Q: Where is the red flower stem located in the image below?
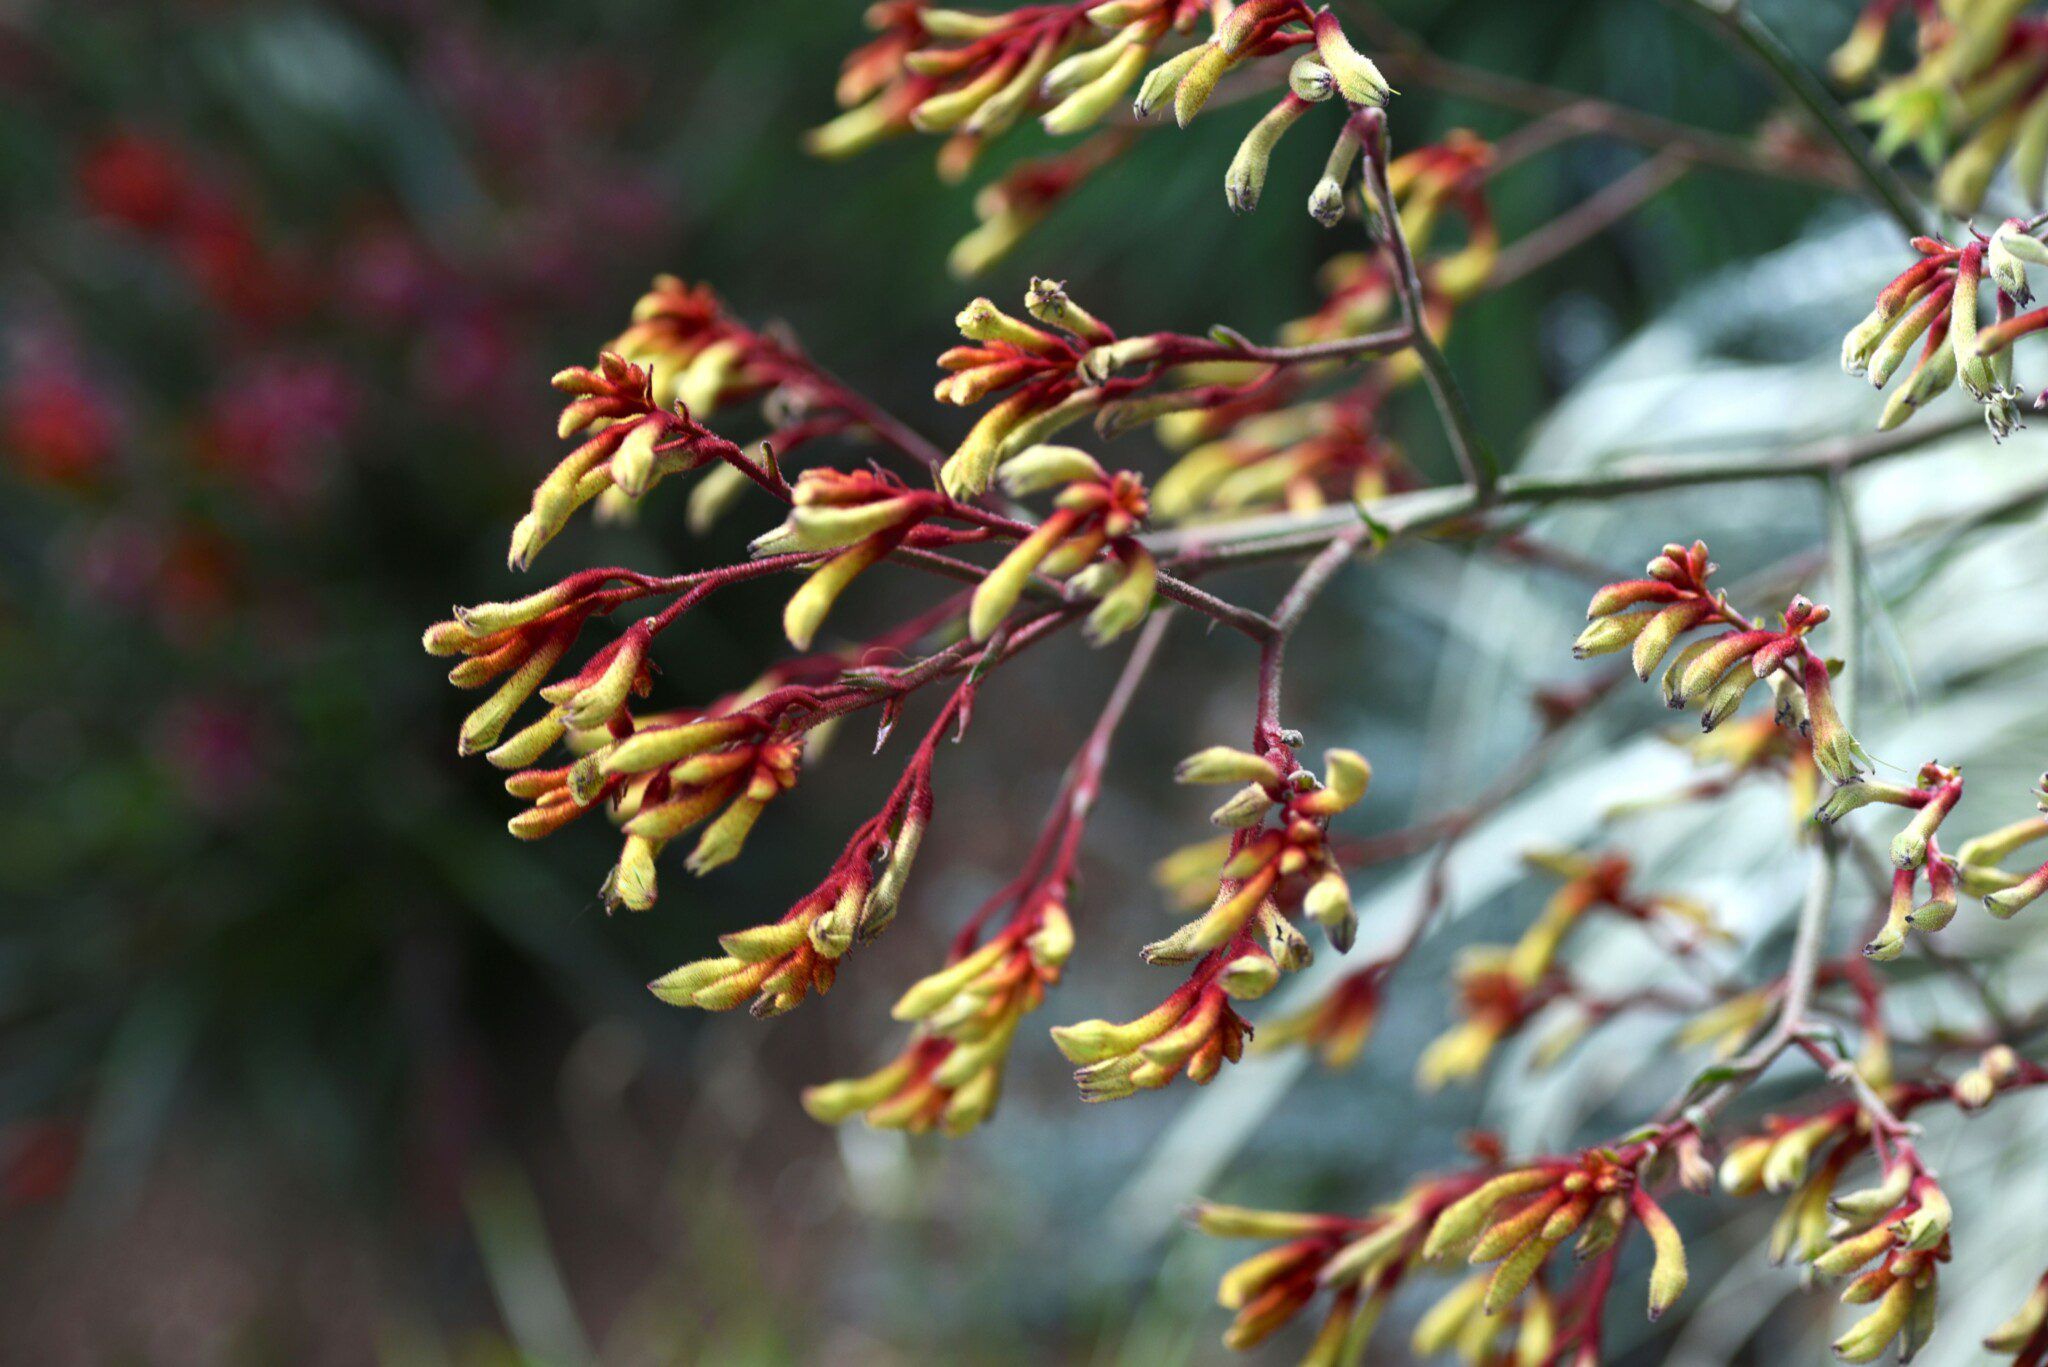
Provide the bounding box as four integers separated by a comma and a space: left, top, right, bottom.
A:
806, 364, 952, 476
945, 610, 1168, 954
1253, 519, 1375, 756
1048, 607, 1175, 877
791, 603, 1084, 735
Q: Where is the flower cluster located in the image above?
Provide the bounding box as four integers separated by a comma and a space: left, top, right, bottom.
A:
1281, 129, 1497, 349
810, 2, 1206, 177
1051, 951, 1258, 1099
1175, 5, 1395, 218
933, 247, 1475, 513
399, 0, 2048, 1349
1418, 948, 1575, 1093
1988, 1270, 2048, 1365
426, 531, 943, 934
1957, 775, 2048, 918
1574, 540, 1867, 782
1829, 769, 2048, 941
1152, 387, 1410, 519
752, 467, 945, 648
1045, 746, 1370, 1100
1417, 849, 1724, 1089
802, 886, 1071, 1134
1369, 128, 1497, 296
1250, 960, 1386, 1069
596, 276, 938, 530
947, 131, 1130, 277
1186, 1200, 1393, 1357
970, 445, 1155, 643
1154, 745, 1370, 959
811, 2, 1394, 215
1193, 1027, 2048, 1366
1191, 1137, 1693, 1364
1841, 228, 2048, 438
644, 703, 947, 1015
1819, 760, 1966, 959
1833, 0, 2048, 214
933, 278, 1259, 497
1721, 1113, 1950, 1363
511, 352, 758, 569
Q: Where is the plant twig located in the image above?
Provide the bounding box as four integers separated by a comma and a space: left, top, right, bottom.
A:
1674, 0, 1926, 235
1489, 150, 1691, 288
1358, 112, 1502, 497
1672, 834, 1840, 1128
1347, 2, 1866, 192
1150, 412, 1978, 569
1253, 521, 1375, 751
1066, 608, 1175, 822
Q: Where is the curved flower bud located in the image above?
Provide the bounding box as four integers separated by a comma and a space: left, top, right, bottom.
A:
1310, 11, 1392, 107
1132, 45, 1205, 121
1177, 745, 1285, 787
1990, 218, 2048, 303
1042, 31, 1153, 135
1308, 123, 1363, 226
1631, 1189, 1689, 1321
1985, 1270, 2048, 1357
1225, 94, 1310, 213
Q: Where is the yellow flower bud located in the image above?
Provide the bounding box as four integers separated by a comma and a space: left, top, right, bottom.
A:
1633, 1191, 1689, 1321
685, 794, 767, 874
783, 536, 892, 651
1423, 1169, 1557, 1261
1311, 13, 1392, 107
1044, 40, 1152, 135
1176, 745, 1283, 787
800, 1057, 917, 1124
1173, 44, 1235, 127
607, 834, 662, 911
1224, 95, 1309, 214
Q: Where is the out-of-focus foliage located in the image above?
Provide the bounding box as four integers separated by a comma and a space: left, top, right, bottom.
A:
10, 0, 2018, 1362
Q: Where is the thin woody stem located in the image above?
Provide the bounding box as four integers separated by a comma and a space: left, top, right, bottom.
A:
1253, 520, 1375, 752
1150, 412, 1978, 569
1666, 473, 1870, 1131
953, 609, 1174, 947
1358, 111, 1502, 497
1155, 574, 1278, 641
1063, 608, 1174, 830
1194, 323, 1416, 367
1271, 520, 1372, 637
1673, 836, 1839, 1128
796, 601, 1083, 732
940, 498, 1275, 640
1676, 0, 1926, 235
1488, 150, 1692, 288
807, 361, 953, 475
1794, 1032, 1919, 1145
1348, 3, 1867, 194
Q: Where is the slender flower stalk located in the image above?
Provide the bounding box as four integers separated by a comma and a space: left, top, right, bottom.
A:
410, 10, 2048, 1364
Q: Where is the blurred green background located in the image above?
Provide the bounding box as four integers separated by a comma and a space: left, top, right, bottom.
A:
5, 0, 2000, 1363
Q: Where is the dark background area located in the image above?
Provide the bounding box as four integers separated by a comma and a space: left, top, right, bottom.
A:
0, 0, 1866, 1361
